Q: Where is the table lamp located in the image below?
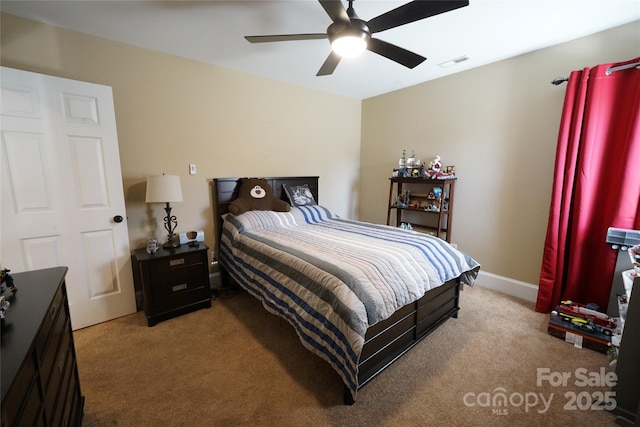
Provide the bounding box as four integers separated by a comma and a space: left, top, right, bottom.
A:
145, 174, 183, 248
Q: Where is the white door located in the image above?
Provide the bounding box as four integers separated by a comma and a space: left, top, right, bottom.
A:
0, 66, 136, 330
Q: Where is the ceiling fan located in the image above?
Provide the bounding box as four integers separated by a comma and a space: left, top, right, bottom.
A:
245, 0, 470, 76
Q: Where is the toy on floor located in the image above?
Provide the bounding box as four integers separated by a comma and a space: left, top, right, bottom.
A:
552, 300, 618, 336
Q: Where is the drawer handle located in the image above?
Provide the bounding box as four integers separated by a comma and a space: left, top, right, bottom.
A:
172, 283, 188, 292
49, 304, 57, 321
169, 258, 185, 266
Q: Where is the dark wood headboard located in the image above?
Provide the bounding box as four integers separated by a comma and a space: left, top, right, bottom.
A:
211, 176, 319, 251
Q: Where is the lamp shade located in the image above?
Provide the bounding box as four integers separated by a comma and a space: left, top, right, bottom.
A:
145, 175, 183, 203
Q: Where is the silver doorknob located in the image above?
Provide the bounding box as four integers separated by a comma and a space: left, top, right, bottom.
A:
113, 215, 124, 223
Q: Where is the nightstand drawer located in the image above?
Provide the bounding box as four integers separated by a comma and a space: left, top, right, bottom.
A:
151, 272, 206, 299
153, 287, 210, 312
150, 252, 204, 272
150, 262, 204, 285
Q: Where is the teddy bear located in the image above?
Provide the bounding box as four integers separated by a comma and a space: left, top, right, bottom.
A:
228, 178, 291, 215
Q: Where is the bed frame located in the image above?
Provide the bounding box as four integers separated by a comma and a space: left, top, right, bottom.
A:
212, 176, 461, 404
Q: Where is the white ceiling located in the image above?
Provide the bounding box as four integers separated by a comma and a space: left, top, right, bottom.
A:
2, 1, 639, 99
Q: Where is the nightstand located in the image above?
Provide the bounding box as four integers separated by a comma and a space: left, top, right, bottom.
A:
134, 243, 211, 326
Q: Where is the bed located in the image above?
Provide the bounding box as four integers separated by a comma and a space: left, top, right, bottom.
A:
212, 176, 480, 404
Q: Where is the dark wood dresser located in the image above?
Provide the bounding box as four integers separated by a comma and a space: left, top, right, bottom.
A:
134, 243, 211, 327
1, 267, 84, 426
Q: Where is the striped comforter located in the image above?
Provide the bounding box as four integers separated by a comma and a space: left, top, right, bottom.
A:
220, 205, 480, 401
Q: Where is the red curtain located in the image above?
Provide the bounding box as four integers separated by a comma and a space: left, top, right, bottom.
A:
536, 57, 640, 313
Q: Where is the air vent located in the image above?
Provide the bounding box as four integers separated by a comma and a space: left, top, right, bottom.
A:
438, 55, 470, 68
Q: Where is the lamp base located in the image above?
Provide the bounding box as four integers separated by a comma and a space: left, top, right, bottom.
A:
162, 239, 181, 249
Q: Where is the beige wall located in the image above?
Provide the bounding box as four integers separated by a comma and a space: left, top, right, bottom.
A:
361, 20, 640, 285
0, 13, 362, 265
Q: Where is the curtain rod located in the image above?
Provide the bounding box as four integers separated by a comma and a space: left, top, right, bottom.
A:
551, 77, 568, 85
551, 60, 640, 85
606, 60, 640, 75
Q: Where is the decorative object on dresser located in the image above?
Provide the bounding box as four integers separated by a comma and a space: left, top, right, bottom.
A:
0, 267, 17, 321
134, 244, 211, 327
1, 267, 84, 427
387, 177, 456, 242
145, 174, 184, 249
0, 267, 16, 294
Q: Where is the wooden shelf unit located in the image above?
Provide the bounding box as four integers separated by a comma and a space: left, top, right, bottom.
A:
387, 177, 456, 242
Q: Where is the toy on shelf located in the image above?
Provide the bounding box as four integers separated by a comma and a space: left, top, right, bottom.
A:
406, 151, 416, 168
428, 155, 442, 173
398, 149, 406, 169
424, 156, 456, 180
394, 190, 411, 208
424, 187, 442, 212
393, 149, 425, 178
392, 150, 456, 180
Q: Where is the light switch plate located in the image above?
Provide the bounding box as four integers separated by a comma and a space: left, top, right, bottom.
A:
189, 164, 197, 175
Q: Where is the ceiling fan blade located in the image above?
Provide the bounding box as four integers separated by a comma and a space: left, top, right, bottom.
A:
316, 51, 342, 76
367, 38, 426, 69
318, 0, 349, 23
245, 34, 327, 43
367, 0, 469, 33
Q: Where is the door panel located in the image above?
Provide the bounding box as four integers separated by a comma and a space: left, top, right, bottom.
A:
1, 83, 41, 118
70, 136, 109, 208
22, 236, 64, 270
82, 229, 120, 297
3, 131, 51, 212
61, 93, 100, 124
1, 66, 136, 329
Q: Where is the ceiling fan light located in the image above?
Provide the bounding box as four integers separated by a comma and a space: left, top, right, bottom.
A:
331, 35, 367, 58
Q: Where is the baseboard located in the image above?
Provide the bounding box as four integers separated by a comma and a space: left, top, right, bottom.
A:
474, 271, 538, 303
